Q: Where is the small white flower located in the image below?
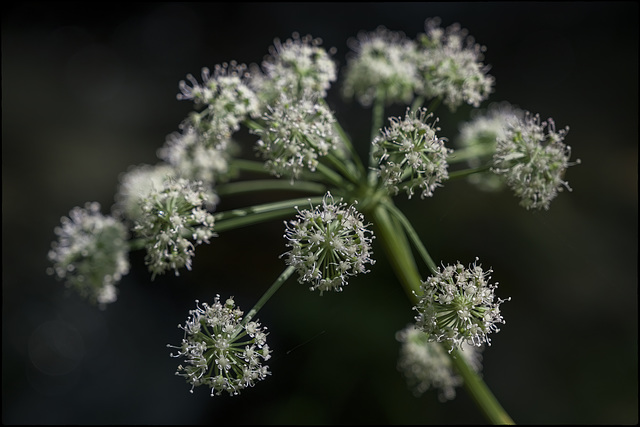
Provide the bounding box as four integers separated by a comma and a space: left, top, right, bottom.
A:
456, 102, 525, 191
178, 61, 260, 140
168, 296, 271, 396
252, 91, 342, 181
416, 18, 495, 111
396, 324, 483, 401
47, 202, 130, 309
251, 32, 337, 103
373, 107, 451, 199
158, 124, 236, 187
491, 111, 579, 210
283, 193, 375, 294
342, 26, 420, 107
414, 258, 509, 352
132, 177, 217, 279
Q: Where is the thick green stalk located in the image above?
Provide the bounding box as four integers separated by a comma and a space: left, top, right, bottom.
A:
370, 200, 514, 425
382, 200, 438, 275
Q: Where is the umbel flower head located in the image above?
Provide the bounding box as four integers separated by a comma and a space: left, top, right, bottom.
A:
491, 111, 579, 210
456, 102, 525, 192
252, 90, 342, 181
414, 258, 509, 352
342, 26, 420, 107
132, 176, 217, 279
373, 107, 451, 199
168, 296, 271, 396
250, 32, 337, 103
416, 17, 495, 111
283, 193, 375, 294
177, 61, 260, 140
396, 324, 483, 402
157, 123, 237, 187
47, 202, 130, 309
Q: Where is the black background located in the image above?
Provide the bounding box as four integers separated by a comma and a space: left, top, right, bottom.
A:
2, 2, 638, 424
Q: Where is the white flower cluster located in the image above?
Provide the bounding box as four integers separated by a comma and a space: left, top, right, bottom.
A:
396, 324, 483, 401
177, 61, 260, 141
342, 18, 494, 111
131, 176, 217, 279
47, 202, 130, 308
456, 102, 524, 191
252, 91, 342, 181
373, 107, 451, 199
283, 193, 375, 294
414, 258, 509, 352
168, 296, 271, 396
157, 124, 237, 187
416, 18, 495, 111
492, 111, 578, 210
342, 26, 419, 107
251, 32, 337, 102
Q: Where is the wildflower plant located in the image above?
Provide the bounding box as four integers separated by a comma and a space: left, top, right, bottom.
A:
47, 16, 582, 424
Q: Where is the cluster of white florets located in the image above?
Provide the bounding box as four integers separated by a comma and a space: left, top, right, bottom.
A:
47, 202, 130, 308
414, 258, 509, 352
492, 111, 578, 210
283, 193, 375, 294
373, 107, 451, 198
396, 324, 483, 401
169, 296, 271, 396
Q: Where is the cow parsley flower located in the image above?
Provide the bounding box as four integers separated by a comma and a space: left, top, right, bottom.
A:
373, 107, 451, 199
342, 26, 420, 107
168, 296, 271, 396
491, 111, 578, 210
47, 202, 130, 309
114, 163, 179, 222
456, 102, 524, 191
283, 193, 375, 294
177, 61, 260, 140
396, 324, 483, 401
414, 258, 509, 352
416, 18, 494, 111
252, 91, 341, 181
157, 124, 236, 187
250, 32, 337, 103
133, 177, 217, 279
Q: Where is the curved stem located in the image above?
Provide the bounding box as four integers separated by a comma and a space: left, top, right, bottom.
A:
242, 265, 296, 326
382, 200, 438, 275
214, 196, 324, 232
450, 347, 515, 425
371, 199, 515, 425
216, 180, 327, 197
448, 164, 492, 180
368, 90, 386, 186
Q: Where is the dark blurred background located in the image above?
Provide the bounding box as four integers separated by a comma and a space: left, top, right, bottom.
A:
2, 2, 637, 424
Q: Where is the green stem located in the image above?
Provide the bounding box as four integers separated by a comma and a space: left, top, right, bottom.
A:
231, 159, 272, 175
371, 199, 514, 425
427, 96, 442, 113
382, 200, 438, 275
450, 347, 515, 425
315, 162, 347, 188
410, 95, 425, 113
448, 165, 492, 180
242, 265, 296, 326
319, 98, 367, 178
370, 202, 422, 300
216, 180, 327, 197
368, 90, 386, 186
214, 196, 324, 232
